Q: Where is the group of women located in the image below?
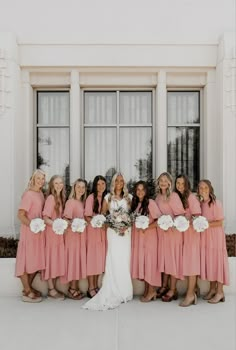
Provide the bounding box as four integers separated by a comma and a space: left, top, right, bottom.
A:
15, 169, 230, 310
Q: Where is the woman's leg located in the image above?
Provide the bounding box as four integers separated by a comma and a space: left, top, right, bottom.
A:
179, 275, 197, 307
208, 282, 225, 303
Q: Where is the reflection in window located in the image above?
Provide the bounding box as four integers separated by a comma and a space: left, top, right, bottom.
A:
37, 91, 70, 186
167, 91, 200, 190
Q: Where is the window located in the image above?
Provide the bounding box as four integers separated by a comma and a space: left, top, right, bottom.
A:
37, 91, 70, 185
84, 91, 153, 186
167, 91, 200, 190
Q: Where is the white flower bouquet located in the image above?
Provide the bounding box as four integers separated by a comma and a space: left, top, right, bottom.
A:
135, 215, 149, 230
106, 207, 132, 236
173, 215, 190, 232
52, 218, 68, 235
91, 214, 106, 228
30, 218, 46, 234
157, 215, 174, 231
71, 218, 87, 233
192, 216, 209, 232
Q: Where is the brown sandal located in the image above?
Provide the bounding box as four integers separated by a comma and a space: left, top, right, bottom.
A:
22, 288, 42, 298
22, 290, 42, 303
67, 288, 85, 300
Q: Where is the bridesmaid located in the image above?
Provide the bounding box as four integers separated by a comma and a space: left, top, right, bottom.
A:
42, 175, 66, 300
174, 174, 201, 307
131, 181, 162, 302
198, 179, 229, 303
155, 172, 186, 302
15, 169, 46, 302
61, 179, 88, 300
84, 175, 107, 298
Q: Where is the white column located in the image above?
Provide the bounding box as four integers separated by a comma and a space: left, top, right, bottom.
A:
203, 70, 220, 192
70, 70, 81, 182
155, 70, 167, 177
217, 33, 236, 233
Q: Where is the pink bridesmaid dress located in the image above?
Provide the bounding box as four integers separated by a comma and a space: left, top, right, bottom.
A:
61, 199, 87, 283
15, 191, 46, 277
85, 194, 106, 276
182, 193, 201, 276
155, 192, 185, 279
131, 199, 162, 287
200, 199, 229, 285
42, 195, 65, 280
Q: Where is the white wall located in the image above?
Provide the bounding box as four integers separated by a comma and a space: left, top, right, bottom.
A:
0, 1, 235, 235
0, 0, 235, 44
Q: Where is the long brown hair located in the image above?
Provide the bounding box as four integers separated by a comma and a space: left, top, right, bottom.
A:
197, 179, 216, 207
69, 178, 88, 203
47, 175, 66, 215
174, 174, 191, 209
91, 175, 107, 214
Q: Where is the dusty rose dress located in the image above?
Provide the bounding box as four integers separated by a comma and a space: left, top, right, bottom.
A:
42, 195, 65, 280
85, 194, 106, 276
155, 192, 185, 279
200, 199, 229, 285
182, 193, 201, 276
15, 190, 46, 277
61, 199, 87, 283
131, 199, 162, 286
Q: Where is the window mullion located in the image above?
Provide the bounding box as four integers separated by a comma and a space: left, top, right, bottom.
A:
117, 90, 120, 173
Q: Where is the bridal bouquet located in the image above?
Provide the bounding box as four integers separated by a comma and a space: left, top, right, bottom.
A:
30, 218, 46, 234
105, 207, 132, 236
157, 215, 174, 231
52, 218, 68, 235
135, 215, 149, 230
71, 218, 87, 233
91, 214, 106, 228
173, 215, 190, 232
192, 216, 209, 232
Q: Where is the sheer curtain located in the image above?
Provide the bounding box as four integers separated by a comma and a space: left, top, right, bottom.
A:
84, 91, 152, 185
37, 92, 70, 184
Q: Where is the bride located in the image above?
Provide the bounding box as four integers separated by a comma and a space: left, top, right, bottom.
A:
82, 173, 133, 310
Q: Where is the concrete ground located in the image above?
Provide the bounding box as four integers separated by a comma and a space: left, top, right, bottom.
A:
0, 293, 235, 350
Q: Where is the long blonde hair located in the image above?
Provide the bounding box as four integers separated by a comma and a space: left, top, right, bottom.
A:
69, 178, 88, 202
108, 172, 131, 206
46, 175, 66, 216
27, 169, 46, 190
155, 172, 173, 199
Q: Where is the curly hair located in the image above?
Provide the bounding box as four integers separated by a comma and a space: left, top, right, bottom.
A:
155, 172, 173, 199
27, 169, 45, 190
69, 178, 88, 203
131, 181, 149, 216
174, 174, 191, 209
91, 175, 107, 214
197, 179, 216, 207
46, 175, 66, 216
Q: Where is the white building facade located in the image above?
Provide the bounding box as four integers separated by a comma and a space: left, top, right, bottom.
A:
0, 0, 235, 236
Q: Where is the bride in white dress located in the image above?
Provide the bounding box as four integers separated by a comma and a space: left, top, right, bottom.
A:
82, 173, 133, 310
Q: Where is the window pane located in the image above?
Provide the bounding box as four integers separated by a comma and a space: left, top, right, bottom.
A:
38, 92, 69, 125
120, 92, 152, 124
84, 128, 117, 183
120, 127, 152, 182
37, 128, 70, 183
168, 92, 199, 124
84, 92, 116, 124
167, 127, 200, 190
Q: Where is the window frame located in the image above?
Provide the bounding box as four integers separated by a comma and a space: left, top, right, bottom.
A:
81, 88, 155, 182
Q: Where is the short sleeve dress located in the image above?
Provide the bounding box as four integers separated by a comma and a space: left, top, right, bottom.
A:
131, 199, 162, 286
42, 195, 65, 280
15, 190, 46, 277
200, 199, 229, 285
60, 198, 87, 284
155, 192, 185, 279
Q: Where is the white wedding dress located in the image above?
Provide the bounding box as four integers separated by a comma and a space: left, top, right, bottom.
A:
82, 195, 133, 311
